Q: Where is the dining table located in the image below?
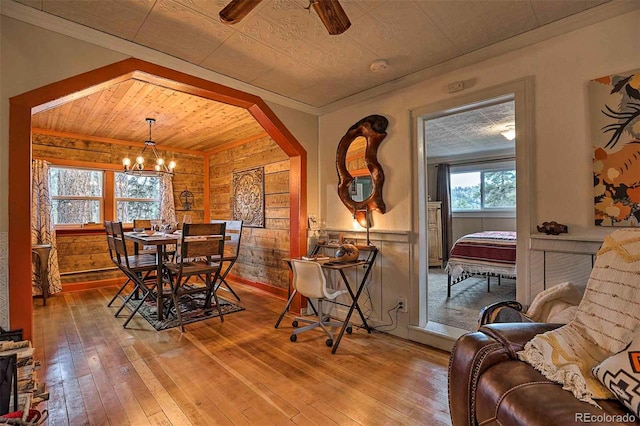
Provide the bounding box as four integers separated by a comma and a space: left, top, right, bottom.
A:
124, 230, 231, 321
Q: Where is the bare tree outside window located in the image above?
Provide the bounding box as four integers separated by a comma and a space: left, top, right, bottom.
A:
115, 173, 161, 223
50, 167, 103, 224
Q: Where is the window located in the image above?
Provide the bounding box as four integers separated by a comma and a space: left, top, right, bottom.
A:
50, 167, 103, 225
115, 173, 161, 223
450, 165, 516, 211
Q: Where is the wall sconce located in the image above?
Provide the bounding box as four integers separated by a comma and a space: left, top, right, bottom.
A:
352, 207, 372, 246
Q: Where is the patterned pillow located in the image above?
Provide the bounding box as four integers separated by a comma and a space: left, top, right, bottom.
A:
593, 333, 640, 417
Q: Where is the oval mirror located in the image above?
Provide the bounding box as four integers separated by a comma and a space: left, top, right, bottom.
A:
336, 115, 388, 217
345, 136, 374, 202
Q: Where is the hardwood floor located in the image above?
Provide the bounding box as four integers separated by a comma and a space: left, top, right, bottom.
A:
32, 282, 452, 425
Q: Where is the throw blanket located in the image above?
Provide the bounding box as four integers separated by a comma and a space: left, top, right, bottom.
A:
518, 228, 640, 406
527, 281, 583, 324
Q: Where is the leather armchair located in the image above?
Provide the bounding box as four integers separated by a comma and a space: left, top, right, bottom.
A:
448, 323, 638, 426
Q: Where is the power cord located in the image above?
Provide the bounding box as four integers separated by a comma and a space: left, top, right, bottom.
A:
371, 303, 401, 333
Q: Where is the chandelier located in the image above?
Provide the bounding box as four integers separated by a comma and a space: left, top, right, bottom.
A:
122, 118, 175, 176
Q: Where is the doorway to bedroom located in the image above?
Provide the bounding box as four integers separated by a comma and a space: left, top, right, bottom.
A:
424, 95, 517, 331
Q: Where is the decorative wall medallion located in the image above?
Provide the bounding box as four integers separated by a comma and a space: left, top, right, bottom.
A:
233, 167, 265, 228
591, 69, 640, 226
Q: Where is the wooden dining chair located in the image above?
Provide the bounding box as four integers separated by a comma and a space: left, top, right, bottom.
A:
164, 223, 226, 332
133, 218, 160, 255
132, 219, 153, 230
109, 221, 159, 328
104, 221, 133, 308
210, 220, 243, 301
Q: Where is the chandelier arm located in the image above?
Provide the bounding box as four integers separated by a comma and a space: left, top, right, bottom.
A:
122, 118, 174, 176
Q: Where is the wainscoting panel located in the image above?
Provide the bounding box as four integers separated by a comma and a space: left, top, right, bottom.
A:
529, 233, 604, 301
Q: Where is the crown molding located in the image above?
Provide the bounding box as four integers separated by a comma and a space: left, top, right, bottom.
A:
319, 0, 640, 115
0, 0, 321, 116
3, 0, 637, 116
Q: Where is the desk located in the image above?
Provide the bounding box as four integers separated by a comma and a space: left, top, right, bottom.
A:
124, 232, 177, 321
276, 245, 378, 354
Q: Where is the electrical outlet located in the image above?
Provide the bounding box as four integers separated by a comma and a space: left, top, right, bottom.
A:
398, 297, 408, 313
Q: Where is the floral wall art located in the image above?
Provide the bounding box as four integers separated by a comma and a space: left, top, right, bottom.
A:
592, 70, 640, 226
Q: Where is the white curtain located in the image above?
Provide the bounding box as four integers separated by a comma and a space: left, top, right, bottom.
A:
31, 159, 62, 295
160, 174, 177, 224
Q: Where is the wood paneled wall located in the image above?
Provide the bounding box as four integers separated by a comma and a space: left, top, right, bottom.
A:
32, 133, 204, 284
209, 137, 291, 290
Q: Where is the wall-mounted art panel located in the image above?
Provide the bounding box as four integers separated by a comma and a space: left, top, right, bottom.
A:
591, 70, 640, 226
233, 166, 265, 228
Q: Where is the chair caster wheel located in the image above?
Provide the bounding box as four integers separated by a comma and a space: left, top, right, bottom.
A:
292, 320, 298, 327
290, 334, 297, 342
325, 339, 333, 347
346, 326, 353, 334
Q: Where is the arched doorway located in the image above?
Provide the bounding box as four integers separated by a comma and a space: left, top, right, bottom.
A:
9, 58, 307, 340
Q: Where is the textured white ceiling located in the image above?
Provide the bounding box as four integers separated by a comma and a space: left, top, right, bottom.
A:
425, 100, 515, 160
14, 0, 612, 107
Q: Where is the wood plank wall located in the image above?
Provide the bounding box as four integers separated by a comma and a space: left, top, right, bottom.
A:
32, 133, 204, 284
209, 137, 291, 290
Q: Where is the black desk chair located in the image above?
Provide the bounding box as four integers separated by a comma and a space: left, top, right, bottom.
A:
210, 220, 243, 301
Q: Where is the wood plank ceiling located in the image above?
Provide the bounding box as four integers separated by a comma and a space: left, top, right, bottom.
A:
32, 78, 266, 152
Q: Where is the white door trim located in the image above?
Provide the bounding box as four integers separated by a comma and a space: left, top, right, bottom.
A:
409, 77, 535, 346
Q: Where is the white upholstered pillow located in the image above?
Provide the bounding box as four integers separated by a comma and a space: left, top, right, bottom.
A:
593, 332, 640, 417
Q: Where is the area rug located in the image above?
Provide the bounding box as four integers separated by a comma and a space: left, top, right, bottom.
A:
125, 292, 244, 331
428, 268, 516, 330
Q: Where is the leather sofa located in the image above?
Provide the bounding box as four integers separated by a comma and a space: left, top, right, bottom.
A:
448, 323, 638, 426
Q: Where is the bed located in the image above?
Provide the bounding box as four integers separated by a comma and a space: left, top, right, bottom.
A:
444, 231, 516, 297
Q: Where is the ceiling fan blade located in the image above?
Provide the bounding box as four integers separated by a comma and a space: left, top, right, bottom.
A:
311, 0, 351, 35
219, 0, 263, 25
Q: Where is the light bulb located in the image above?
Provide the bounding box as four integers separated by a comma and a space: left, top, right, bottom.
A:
123, 158, 131, 167
501, 128, 516, 141
168, 161, 176, 170
136, 156, 144, 164
154, 164, 161, 171
157, 158, 164, 165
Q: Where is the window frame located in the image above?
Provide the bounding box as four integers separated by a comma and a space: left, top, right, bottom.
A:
49, 166, 105, 228
113, 172, 162, 223
42, 159, 162, 232
450, 160, 516, 216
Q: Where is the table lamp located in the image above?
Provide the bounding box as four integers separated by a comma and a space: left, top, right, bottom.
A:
353, 206, 372, 246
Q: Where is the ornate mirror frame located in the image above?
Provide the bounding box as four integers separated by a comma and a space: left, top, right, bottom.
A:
336, 114, 388, 219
